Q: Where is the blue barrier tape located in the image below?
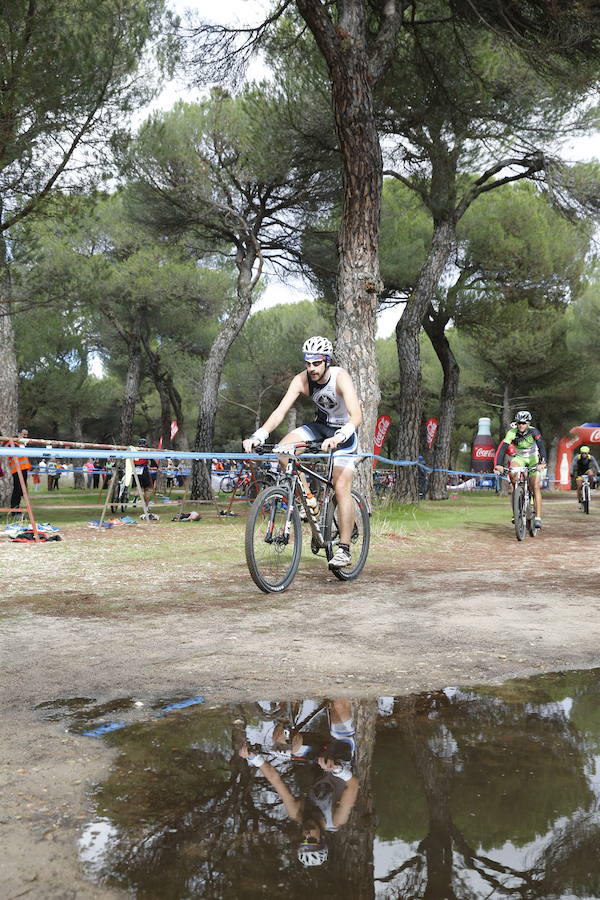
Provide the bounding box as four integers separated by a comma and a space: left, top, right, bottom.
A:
82, 722, 127, 738
158, 695, 205, 713
0, 445, 554, 484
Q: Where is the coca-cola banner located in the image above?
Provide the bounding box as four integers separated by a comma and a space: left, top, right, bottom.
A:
170, 420, 179, 440
373, 415, 391, 464
425, 417, 438, 449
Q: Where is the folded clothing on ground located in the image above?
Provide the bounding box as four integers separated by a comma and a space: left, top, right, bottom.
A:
11, 530, 62, 542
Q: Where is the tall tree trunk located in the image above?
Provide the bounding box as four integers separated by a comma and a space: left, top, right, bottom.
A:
191, 253, 258, 499
502, 382, 512, 433
141, 338, 174, 450
165, 374, 188, 451
394, 219, 456, 503
0, 236, 18, 508
156, 378, 171, 449
329, 57, 382, 504
295, 0, 405, 506
423, 306, 460, 501
119, 334, 143, 445
71, 410, 85, 489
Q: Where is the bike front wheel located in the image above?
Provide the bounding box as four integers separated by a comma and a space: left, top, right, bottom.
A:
582, 484, 590, 515
527, 502, 538, 537
512, 484, 526, 541
324, 490, 370, 581
245, 485, 302, 593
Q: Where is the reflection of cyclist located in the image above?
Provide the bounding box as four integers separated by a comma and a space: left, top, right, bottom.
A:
493, 411, 546, 529
242, 336, 362, 569
239, 699, 359, 867
571, 446, 599, 504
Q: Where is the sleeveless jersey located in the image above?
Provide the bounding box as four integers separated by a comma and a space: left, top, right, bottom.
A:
307, 773, 347, 832
308, 367, 350, 427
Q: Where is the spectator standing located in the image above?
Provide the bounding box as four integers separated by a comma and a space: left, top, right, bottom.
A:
46, 456, 57, 491
84, 459, 95, 489
7, 427, 32, 514
133, 439, 158, 507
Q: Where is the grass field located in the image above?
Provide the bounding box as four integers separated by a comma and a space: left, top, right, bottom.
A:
3, 484, 555, 534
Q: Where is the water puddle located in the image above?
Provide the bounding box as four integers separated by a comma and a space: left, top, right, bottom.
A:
39, 669, 600, 897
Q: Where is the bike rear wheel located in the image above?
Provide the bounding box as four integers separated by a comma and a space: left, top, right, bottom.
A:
245, 485, 302, 593
512, 484, 526, 541
582, 483, 590, 515
324, 490, 370, 581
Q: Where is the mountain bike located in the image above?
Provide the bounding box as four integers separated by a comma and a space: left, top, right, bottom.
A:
580, 474, 591, 515
245, 442, 370, 593
511, 465, 540, 541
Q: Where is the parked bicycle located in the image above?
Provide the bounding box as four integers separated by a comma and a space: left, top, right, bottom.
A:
245, 442, 370, 593
580, 473, 592, 515
511, 464, 541, 541
220, 462, 275, 498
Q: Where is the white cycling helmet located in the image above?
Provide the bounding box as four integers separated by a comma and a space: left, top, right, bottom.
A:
297, 845, 328, 867
302, 336, 333, 359
515, 410, 532, 423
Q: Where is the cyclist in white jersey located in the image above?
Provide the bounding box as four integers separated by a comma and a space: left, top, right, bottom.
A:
243, 336, 362, 569
239, 698, 359, 867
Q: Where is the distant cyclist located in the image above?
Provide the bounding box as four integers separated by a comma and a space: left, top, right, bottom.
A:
570, 445, 599, 504
494, 411, 546, 529
243, 336, 362, 569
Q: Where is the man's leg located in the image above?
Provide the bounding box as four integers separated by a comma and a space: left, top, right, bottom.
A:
10, 473, 23, 511
576, 476, 582, 502
332, 465, 354, 546
530, 471, 542, 522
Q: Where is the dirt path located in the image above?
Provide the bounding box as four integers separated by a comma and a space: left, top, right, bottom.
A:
2, 494, 599, 898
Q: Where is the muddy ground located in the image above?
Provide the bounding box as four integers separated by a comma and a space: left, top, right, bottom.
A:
2, 493, 600, 898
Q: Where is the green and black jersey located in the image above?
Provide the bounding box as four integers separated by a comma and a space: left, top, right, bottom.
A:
494, 425, 546, 467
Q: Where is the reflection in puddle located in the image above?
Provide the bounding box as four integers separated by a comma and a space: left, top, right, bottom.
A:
43, 669, 600, 897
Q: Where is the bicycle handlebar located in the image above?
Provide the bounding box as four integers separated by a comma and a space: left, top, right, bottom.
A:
253, 441, 328, 455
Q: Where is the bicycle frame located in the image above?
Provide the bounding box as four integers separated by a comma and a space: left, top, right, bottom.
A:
269, 443, 336, 553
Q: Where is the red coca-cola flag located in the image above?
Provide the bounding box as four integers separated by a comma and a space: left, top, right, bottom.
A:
373, 415, 391, 466
157, 436, 163, 450
425, 417, 438, 449
170, 420, 179, 440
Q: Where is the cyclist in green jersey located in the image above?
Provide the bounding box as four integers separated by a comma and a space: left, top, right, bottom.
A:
493, 411, 546, 529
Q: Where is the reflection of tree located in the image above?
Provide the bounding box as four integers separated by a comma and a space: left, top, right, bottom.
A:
332, 700, 378, 899
376, 690, 593, 899
534, 808, 600, 899
89, 705, 303, 895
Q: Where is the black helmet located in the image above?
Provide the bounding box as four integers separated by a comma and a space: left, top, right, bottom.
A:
138, 438, 148, 447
